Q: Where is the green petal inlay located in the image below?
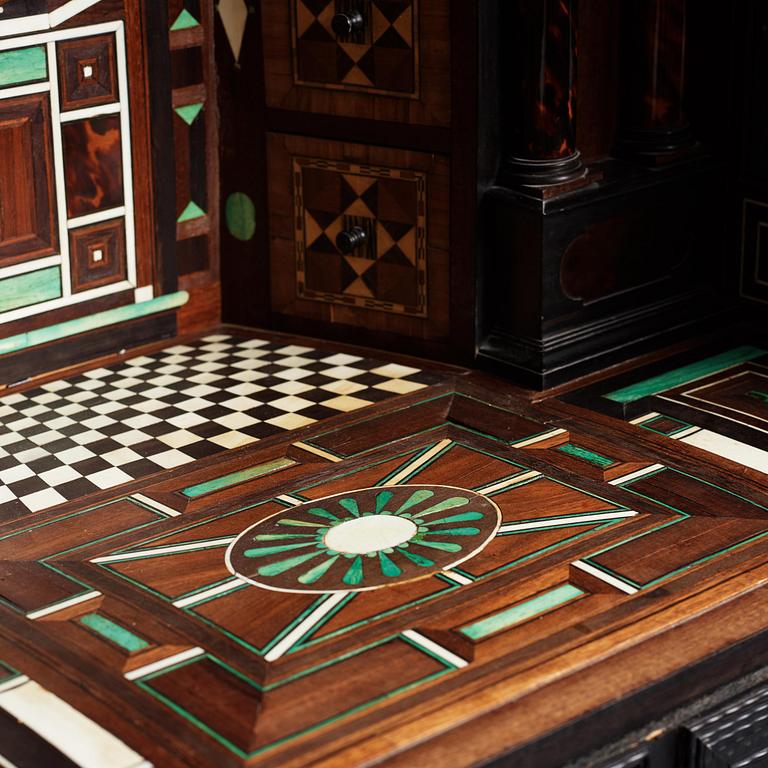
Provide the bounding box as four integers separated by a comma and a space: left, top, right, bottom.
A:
177, 200, 205, 223
417, 497, 470, 518
174, 102, 204, 125
396, 489, 434, 513
277, 519, 327, 528
396, 547, 435, 567
308, 507, 340, 521
244, 542, 315, 558
424, 527, 480, 536
225, 192, 257, 242
0, 46, 47, 87
413, 539, 462, 553
342, 556, 364, 585
422, 511, 484, 526
375, 491, 393, 513
378, 551, 402, 577
79, 613, 149, 652
258, 551, 323, 576
171, 8, 200, 30
252, 534, 316, 541
299, 556, 340, 584
338, 498, 360, 517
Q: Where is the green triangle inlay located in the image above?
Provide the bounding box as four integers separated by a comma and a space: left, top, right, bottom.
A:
174, 102, 204, 125
171, 9, 200, 31
177, 201, 206, 223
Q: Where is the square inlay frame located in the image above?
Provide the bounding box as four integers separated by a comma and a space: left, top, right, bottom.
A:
293, 156, 428, 317
0, 20, 140, 326
289, 0, 421, 99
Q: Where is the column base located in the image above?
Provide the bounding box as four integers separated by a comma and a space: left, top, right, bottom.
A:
614, 127, 698, 165
499, 151, 586, 187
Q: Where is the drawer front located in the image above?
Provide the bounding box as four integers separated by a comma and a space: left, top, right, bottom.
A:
268, 132, 449, 339
263, 0, 450, 125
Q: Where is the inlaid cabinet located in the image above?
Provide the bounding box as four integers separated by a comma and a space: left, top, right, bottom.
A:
221, 0, 478, 362
0, 4, 147, 326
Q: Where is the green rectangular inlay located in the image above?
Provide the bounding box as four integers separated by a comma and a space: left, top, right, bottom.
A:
79, 613, 149, 652
556, 443, 614, 468
640, 414, 692, 437
182, 457, 298, 498
0, 266, 61, 313
0, 290, 188, 354
0, 46, 47, 87
605, 346, 765, 404
460, 584, 584, 640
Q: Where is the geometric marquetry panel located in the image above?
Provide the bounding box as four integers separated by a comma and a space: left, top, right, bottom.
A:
4, 373, 768, 766
295, 157, 427, 316
69, 217, 127, 292
291, 0, 418, 96
57, 33, 119, 112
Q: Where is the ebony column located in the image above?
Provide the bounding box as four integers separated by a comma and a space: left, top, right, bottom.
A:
615, 0, 695, 160
500, 0, 584, 186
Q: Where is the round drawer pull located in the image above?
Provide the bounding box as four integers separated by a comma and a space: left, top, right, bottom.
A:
332, 10, 365, 37
336, 226, 368, 254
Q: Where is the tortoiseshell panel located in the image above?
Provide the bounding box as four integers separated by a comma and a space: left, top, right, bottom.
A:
294, 157, 427, 316
62, 114, 124, 219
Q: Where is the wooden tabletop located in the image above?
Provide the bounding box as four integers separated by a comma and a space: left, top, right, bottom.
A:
1, 364, 767, 767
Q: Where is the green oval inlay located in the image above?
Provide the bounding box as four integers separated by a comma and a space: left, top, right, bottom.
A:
225, 192, 257, 242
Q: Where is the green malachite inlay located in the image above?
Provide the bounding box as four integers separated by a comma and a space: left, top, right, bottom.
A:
0, 291, 189, 355
178, 200, 206, 223
174, 102, 204, 125
170, 9, 200, 30
460, 584, 585, 640
748, 390, 768, 404
135, 642, 453, 759
605, 346, 765, 403
79, 613, 149, 652
584, 467, 768, 590
0, 46, 47, 87
0, 266, 61, 314
230, 486, 500, 592
556, 443, 614, 468
225, 192, 257, 242
182, 458, 297, 498
0, 661, 21, 684
640, 415, 693, 437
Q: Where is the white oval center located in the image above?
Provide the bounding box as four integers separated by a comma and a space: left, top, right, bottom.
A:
323, 515, 418, 555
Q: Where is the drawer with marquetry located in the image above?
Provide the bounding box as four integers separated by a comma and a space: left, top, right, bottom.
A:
262, 0, 450, 125
267, 132, 450, 339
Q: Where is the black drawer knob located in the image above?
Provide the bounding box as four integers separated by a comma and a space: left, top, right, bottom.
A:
336, 226, 367, 254
332, 10, 365, 37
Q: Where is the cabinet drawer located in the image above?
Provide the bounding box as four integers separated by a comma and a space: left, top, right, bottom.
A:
267, 132, 450, 340
262, 0, 450, 126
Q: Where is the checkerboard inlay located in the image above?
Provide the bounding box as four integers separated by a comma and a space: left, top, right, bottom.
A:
0, 334, 440, 515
